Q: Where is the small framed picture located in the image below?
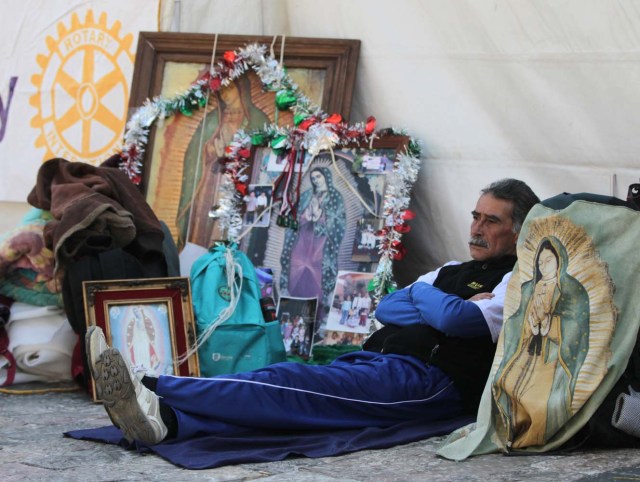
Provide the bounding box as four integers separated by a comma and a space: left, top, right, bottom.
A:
82, 277, 199, 402
276, 296, 318, 359
318, 270, 375, 345
352, 217, 384, 262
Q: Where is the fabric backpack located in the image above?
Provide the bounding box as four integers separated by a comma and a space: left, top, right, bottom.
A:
189, 242, 286, 377
544, 190, 640, 449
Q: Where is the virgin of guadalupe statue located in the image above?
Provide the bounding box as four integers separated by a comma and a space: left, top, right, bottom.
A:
176, 75, 270, 248
126, 306, 160, 374
279, 166, 346, 315
493, 236, 590, 448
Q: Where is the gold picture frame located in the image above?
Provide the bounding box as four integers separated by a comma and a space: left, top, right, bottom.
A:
82, 276, 199, 402
128, 32, 361, 248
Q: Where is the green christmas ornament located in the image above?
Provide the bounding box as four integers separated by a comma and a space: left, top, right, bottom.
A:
198, 95, 207, 108
271, 135, 287, 150
275, 90, 297, 110
179, 104, 193, 116
251, 133, 266, 146
294, 112, 307, 126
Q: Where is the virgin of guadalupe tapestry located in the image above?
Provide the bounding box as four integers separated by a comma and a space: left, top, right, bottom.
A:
438, 197, 640, 459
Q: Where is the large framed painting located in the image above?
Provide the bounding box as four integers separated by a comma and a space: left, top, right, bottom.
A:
240, 135, 410, 344
82, 276, 199, 402
129, 32, 360, 248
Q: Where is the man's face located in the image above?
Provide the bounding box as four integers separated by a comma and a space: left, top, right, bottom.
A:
469, 194, 518, 261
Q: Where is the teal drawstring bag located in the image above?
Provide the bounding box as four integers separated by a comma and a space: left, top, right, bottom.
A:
188, 242, 286, 377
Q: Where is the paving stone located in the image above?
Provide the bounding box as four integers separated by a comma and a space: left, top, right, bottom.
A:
2, 385, 640, 481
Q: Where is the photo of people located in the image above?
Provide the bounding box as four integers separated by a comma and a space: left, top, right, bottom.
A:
317, 330, 367, 347
322, 270, 375, 340
276, 296, 318, 358
352, 217, 383, 262
351, 150, 394, 174
243, 184, 273, 227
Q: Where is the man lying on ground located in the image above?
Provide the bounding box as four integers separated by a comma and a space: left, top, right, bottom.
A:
87, 178, 539, 446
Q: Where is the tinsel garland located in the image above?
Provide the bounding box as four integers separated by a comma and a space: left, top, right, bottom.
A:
118, 42, 422, 301
218, 124, 421, 302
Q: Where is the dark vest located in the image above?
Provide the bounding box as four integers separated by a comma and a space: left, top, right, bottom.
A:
364, 255, 516, 414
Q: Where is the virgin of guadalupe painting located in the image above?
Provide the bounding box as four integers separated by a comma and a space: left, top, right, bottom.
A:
175, 75, 271, 248
492, 216, 616, 449
144, 68, 325, 249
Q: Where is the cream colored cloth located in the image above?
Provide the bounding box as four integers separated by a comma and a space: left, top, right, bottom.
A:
0, 302, 76, 385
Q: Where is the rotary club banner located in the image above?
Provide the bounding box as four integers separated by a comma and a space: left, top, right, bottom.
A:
0, 0, 159, 202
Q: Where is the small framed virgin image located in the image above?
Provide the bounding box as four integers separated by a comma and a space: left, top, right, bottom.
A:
82, 277, 199, 402
128, 32, 360, 249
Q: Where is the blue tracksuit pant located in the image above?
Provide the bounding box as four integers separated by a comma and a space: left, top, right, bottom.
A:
156, 351, 466, 440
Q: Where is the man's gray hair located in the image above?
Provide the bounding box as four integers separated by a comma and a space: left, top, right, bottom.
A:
481, 178, 540, 233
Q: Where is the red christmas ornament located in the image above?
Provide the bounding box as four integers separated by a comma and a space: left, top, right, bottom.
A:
238, 148, 251, 159
235, 181, 248, 196
223, 50, 237, 64
391, 241, 407, 260
298, 118, 316, 131
365, 116, 376, 135
325, 113, 342, 124
394, 223, 411, 234
401, 209, 416, 220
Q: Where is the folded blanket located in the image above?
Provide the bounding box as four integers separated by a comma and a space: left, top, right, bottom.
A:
65, 414, 474, 470
0, 302, 76, 384
0, 208, 62, 307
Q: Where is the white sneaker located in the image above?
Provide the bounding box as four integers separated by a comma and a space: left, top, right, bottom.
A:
86, 325, 124, 429
85, 326, 108, 391
97, 347, 168, 445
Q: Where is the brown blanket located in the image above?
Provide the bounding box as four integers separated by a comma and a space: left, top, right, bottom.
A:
27, 158, 164, 268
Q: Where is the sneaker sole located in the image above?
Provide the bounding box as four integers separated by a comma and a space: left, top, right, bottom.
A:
86, 327, 122, 429
100, 348, 164, 445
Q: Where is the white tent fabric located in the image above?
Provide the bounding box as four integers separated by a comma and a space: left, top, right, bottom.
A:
156, 0, 640, 274
2, 0, 639, 275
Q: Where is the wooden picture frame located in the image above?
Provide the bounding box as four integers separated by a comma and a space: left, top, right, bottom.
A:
129, 32, 360, 247
240, 135, 410, 333
82, 276, 199, 402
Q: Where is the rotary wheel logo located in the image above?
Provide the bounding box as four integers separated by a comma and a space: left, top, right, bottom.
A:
30, 10, 134, 165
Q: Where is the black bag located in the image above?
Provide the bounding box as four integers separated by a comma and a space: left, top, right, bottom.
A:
546, 188, 640, 449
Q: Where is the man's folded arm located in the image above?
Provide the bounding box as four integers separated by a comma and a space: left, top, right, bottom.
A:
374, 282, 489, 338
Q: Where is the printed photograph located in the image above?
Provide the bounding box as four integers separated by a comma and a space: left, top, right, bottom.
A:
243, 184, 273, 227
352, 217, 383, 262
276, 296, 318, 358
316, 329, 367, 347
351, 150, 394, 175
322, 270, 375, 338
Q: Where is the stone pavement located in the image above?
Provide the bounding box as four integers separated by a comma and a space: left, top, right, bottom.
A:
2, 384, 640, 481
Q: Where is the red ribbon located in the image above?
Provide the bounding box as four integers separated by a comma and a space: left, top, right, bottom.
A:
209, 77, 222, 91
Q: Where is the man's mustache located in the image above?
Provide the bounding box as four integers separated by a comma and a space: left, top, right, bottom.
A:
469, 236, 489, 248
